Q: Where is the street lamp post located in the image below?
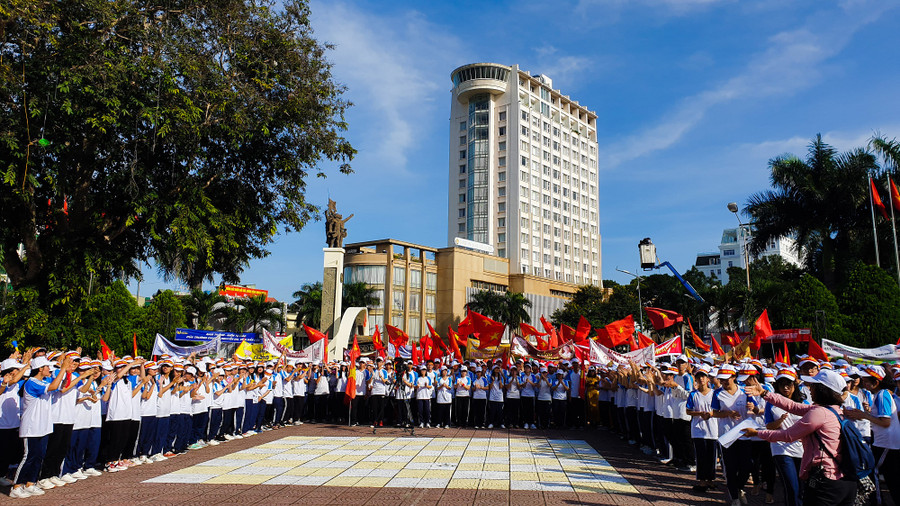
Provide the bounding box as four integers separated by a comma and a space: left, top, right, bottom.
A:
616, 267, 645, 332
727, 202, 752, 291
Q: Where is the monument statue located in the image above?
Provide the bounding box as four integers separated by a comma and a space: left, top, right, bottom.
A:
325, 199, 353, 248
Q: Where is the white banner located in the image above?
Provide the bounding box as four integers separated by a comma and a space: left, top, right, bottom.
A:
261, 329, 326, 363
152, 333, 219, 357
589, 340, 655, 366
821, 339, 900, 362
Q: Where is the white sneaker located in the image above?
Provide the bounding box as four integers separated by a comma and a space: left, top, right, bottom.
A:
207, 439, 220, 446
84, 468, 103, 477
37, 478, 56, 490
129, 458, 143, 466
223, 434, 234, 440
233, 434, 243, 439
9, 487, 32, 499
70, 470, 88, 480
152, 454, 168, 462
25, 485, 45, 496
487, 424, 494, 429
500, 425, 506, 429
139, 455, 151, 463
60, 474, 78, 483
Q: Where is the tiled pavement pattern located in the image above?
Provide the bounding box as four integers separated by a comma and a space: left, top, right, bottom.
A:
0, 423, 822, 505
143, 436, 635, 494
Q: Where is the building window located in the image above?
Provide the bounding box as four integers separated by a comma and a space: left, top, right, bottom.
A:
458, 223, 465, 233
499, 141, 506, 151
521, 156, 527, 167
391, 314, 404, 330
407, 318, 420, 338
723, 249, 735, 256
521, 111, 528, 121
499, 126, 506, 136
499, 157, 506, 168
498, 248, 506, 258
498, 233, 506, 243
426, 272, 437, 291
459, 165, 466, 174
459, 121, 466, 131
393, 266, 406, 287
498, 202, 505, 213
459, 194, 465, 203
458, 209, 465, 218
410, 269, 422, 289
425, 294, 436, 313
343, 265, 387, 285
459, 135, 466, 146
459, 179, 465, 189
471, 280, 508, 292
498, 187, 506, 197
392, 291, 405, 311
459, 150, 466, 160
498, 217, 506, 227
499, 111, 507, 121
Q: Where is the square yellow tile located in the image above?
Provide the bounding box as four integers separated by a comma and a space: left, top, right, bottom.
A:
335, 455, 363, 462
436, 457, 460, 464
356, 477, 390, 487
316, 455, 337, 461
411, 457, 435, 463
484, 463, 508, 471
173, 465, 236, 474
457, 463, 482, 471
396, 469, 427, 478
255, 459, 297, 467
478, 479, 509, 490
325, 476, 360, 487
603, 482, 638, 494
351, 461, 380, 469
394, 450, 418, 456
448, 478, 479, 489
510, 458, 533, 465
378, 462, 406, 469
428, 470, 453, 478
535, 458, 557, 465
206, 474, 271, 485
285, 467, 315, 476
572, 484, 607, 495
311, 468, 342, 477
510, 472, 537, 481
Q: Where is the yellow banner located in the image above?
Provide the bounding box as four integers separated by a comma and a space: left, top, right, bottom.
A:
465, 338, 509, 360
236, 335, 293, 361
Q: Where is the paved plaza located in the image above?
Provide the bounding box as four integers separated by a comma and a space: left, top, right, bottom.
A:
0, 424, 786, 505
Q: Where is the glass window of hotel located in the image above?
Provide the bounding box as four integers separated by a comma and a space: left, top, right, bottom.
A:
459, 179, 465, 189
521, 111, 528, 121
498, 217, 506, 227
499, 126, 506, 136
426, 295, 436, 313
498, 233, 506, 243
392, 291, 405, 311
520, 201, 528, 213
521, 233, 528, 244
458, 223, 465, 233
498, 187, 506, 197
459, 194, 465, 203
460, 150, 466, 160
370, 314, 383, 334
426, 272, 437, 291
344, 265, 386, 285
459, 164, 465, 174
407, 318, 420, 338
499, 157, 506, 168
498, 202, 505, 213
391, 314, 404, 330
521, 155, 527, 166
458, 209, 465, 218
459, 121, 466, 131
499, 111, 506, 121
499, 141, 506, 151
392, 266, 406, 286
521, 126, 528, 136
409, 292, 421, 312
460, 135, 466, 146
410, 269, 422, 289
370, 289, 385, 308
498, 248, 506, 258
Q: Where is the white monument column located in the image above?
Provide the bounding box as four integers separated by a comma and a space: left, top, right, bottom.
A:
321, 247, 344, 359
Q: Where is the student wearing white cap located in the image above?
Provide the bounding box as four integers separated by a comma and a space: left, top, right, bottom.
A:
519, 363, 536, 429
684, 365, 718, 493
368, 358, 390, 428
291, 364, 308, 426
486, 366, 505, 429
415, 365, 433, 428
136, 362, 159, 462
61, 361, 104, 481
536, 366, 553, 429
39, 352, 84, 486
711, 364, 756, 505
762, 368, 803, 506
435, 367, 454, 428
848, 365, 900, 505
1, 353, 32, 488
101, 359, 137, 472
10, 355, 72, 498
453, 366, 471, 428
153, 360, 176, 459
469, 366, 488, 429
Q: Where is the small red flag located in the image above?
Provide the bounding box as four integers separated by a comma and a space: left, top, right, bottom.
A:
457, 314, 474, 337
520, 322, 548, 339
419, 335, 432, 360
604, 315, 635, 347
386, 324, 409, 349
411, 342, 421, 365
752, 309, 773, 350
133, 332, 138, 356
447, 326, 464, 362
711, 335, 725, 356
872, 177, 890, 220
575, 316, 592, 341
807, 338, 828, 362
560, 324, 576, 343
689, 321, 710, 352
637, 332, 655, 349
890, 178, 900, 213
724, 331, 742, 347
644, 307, 683, 331
372, 326, 386, 359
783, 341, 791, 365
345, 335, 361, 401
100, 337, 112, 361
304, 323, 328, 343
595, 328, 613, 348
540, 316, 559, 348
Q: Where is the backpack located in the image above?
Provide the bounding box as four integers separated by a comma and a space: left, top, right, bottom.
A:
813, 406, 875, 479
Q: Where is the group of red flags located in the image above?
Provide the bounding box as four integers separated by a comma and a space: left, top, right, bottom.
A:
870, 176, 900, 221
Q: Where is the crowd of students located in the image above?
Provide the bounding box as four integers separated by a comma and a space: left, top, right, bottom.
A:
2, 344, 898, 506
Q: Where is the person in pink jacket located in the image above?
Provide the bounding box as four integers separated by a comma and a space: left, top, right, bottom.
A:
742, 370, 856, 506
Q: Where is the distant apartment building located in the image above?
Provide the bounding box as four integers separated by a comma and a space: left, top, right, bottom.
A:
695, 227, 802, 284
446, 63, 602, 287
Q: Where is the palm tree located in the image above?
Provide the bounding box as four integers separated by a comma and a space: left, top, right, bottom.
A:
466, 289, 532, 329
241, 294, 283, 332
745, 134, 878, 289
182, 288, 227, 329
342, 281, 379, 309
291, 281, 322, 328
221, 304, 250, 333
871, 135, 900, 170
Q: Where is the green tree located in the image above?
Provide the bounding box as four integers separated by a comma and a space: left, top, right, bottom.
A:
465, 290, 532, 329
745, 135, 879, 289
342, 281, 379, 309
839, 263, 900, 347
291, 281, 322, 328
137, 290, 187, 353
236, 295, 283, 333
552, 284, 635, 330
0, 288, 50, 349
81, 281, 141, 355
182, 288, 227, 330
1, 0, 355, 323
781, 274, 847, 342
465, 290, 507, 323
500, 291, 533, 329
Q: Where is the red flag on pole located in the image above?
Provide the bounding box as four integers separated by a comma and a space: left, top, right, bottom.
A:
411, 342, 421, 366
303, 324, 327, 343
890, 178, 900, 212
470, 312, 505, 349
457, 314, 474, 337
807, 338, 829, 362
724, 331, 742, 347
386, 324, 409, 349
575, 316, 592, 341
644, 307, 683, 330
783, 341, 791, 365
447, 326, 464, 362
100, 337, 112, 361
133, 332, 138, 356
595, 328, 614, 348
689, 321, 710, 352
872, 177, 890, 220
604, 315, 635, 347
711, 335, 725, 356
345, 335, 361, 401
372, 326, 387, 359
637, 332, 655, 349
560, 324, 577, 343
540, 316, 559, 348
520, 322, 548, 338
752, 309, 773, 350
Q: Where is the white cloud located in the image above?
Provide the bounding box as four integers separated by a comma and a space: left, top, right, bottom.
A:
741, 128, 900, 160
310, 2, 463, 171
599, 1, 896, 168
525, 46, 599, 91
577, 0, 731, 16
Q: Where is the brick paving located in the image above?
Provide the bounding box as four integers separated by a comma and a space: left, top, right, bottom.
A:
0, 423, 799, 505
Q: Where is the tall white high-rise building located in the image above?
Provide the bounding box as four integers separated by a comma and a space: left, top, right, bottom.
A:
447, 63, 602, 286
694, 227, 802, 284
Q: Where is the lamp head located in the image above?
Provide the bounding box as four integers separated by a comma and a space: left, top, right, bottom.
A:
727, 202, 739, 214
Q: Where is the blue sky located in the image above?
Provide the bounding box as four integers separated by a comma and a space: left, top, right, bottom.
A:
132, 0, 900, 302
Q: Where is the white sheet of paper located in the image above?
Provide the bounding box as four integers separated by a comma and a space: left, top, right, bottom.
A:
718, 419, 761, 449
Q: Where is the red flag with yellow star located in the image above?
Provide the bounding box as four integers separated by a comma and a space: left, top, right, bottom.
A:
644, 307, 682, 331
604, 315, 635, 347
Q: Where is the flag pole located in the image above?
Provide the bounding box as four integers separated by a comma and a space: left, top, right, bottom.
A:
870, 176, 882, 267
888, 176, 900, 289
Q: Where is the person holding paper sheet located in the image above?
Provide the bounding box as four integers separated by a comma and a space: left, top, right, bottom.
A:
763, 368, 805, 506
711, 364, 757, 506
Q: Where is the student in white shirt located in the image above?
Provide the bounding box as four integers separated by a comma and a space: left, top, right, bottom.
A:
206, 368, 225, 445
763, 369, 804, 506
153, 361, 177, 457
1, 355, 31, 487
435, 368, 454, 428
536, 367, 553, 429
292, 364, 307, 426
369, 358, 390, 428
11, 356, 70, 498
415, 365, 433, 428
551, 370, 570, 429
39, 353, 83, 486
711, 364, 756, 504
487, 367, 505, 429
470, 368, 488, 429
519, 363, 536, 429
684, 365, 718, 493
454, 368, 471, 428
61, 361, 103, 480
136, 362, 159, 462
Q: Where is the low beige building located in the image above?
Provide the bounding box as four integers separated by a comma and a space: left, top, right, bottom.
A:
343, 238, 583, 340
